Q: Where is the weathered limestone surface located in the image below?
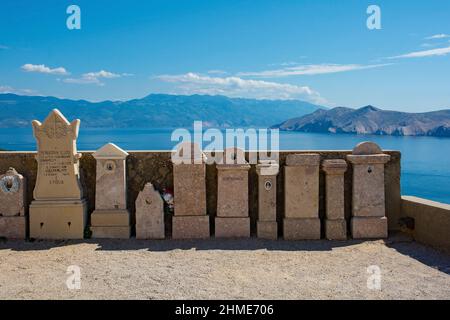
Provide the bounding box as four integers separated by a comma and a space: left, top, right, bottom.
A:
91, 143, 131, 239
284, 154, 321, 240
135, 183, 165, 239
347, 142, 390, 239
256, 160, 279, 239
215, 148, 250, 238
0, 150, 402, 236
0, 168, 26, 239
322, 159, 347, 240
29, 109, 87, 239
171, 142, 209, 239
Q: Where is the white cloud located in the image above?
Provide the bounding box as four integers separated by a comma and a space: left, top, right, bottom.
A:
425, 34, 450, 40
155, 72, 327, 104
21, 63, 69, 75
0, 85, 37, 95
236, 63, 391, 78
389, 46, 450, 59
63, 70, 122, 86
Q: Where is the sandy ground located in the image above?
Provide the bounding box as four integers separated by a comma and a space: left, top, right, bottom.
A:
0, 234, 449, 300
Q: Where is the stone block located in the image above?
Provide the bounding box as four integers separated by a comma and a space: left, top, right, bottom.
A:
0, 216, 26, 239
257, 220, 278, 240
325, 219, 347, 240
283, 218, 321, 240
172, 215, 210, 239
90, 209, 130, 226
90, 226, 131, 239
284, 154, 320, 219
29, 200, 87, 239
351, 216, 388, 239
215, 217, 250, 238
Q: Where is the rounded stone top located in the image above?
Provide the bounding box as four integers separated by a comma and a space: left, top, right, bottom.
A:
352, 141, 382, 155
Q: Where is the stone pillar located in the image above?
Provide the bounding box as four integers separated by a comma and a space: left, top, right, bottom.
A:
29, 109, 88, 239
135, 183, 165, 239
90, 143, 131, 239
283, 154, 321, 240
172, 142, 209, 239
322, 159, 347, 240
256, 160, 279, 240
0, 168, 26, 239
215, 147, 251, 238
347, 142, 390, 239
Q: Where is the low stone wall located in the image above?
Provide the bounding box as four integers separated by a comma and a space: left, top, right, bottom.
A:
401, 196, 450, 253
0, 150, 402, 237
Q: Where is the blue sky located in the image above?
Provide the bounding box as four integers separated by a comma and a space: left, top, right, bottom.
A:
0, 0, 449, 112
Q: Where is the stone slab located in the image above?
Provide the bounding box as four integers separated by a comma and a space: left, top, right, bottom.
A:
257, 220, 278, 240
0, 168, 26, 217
172, 215, 210, 239
91, 209, 130, 226
215, 217, 250, 238
135, 183, 165, 240
351, 216, 388, 239
216, 167, 250, 217
173, 163, 207, 216
284, 165, 319, 219
0, 216, 26, 239
325, 219, 347, 240
283, 218, 321, 240
29, 200, 87, 239
90, 226, 131, 239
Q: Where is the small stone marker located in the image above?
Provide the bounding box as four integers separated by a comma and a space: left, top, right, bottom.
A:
135, 183, 165, 239
29, 109, 87, 239
171, 142, 209, 239
215, 147, 251, 238
283, 153, 321, 240
0, 168, 26, 239
322, 159, 348, 240
90, 143, 131, 239
347, 142, 390, 239
256, 160, 279, 240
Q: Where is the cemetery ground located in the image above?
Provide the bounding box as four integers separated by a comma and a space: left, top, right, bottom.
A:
0, 233, 449, 300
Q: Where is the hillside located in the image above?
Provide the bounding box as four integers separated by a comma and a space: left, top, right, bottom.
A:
0, 93, 323, 128
274, 105, 450, 137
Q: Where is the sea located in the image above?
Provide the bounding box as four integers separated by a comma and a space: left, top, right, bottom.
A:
0, 127, 449, 204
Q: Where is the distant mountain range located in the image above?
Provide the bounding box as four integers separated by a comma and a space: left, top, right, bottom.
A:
0, 93, 323, 128
274, 105, 450, 137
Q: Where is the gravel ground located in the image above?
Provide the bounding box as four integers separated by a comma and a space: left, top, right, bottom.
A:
0, 234, 449, 300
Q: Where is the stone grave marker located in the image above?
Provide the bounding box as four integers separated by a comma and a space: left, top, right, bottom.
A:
135, 183, 165, 239
256, 160, 279, 240
0, 168, 26, 239
29, 109, 87, 239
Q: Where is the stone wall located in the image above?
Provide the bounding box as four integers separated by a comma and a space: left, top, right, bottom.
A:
0, 150, 402, 237
401, 196, 450, 253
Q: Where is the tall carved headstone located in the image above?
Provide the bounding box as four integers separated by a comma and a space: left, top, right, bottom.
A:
90, 143, 131, 238
135, 183, 165, 239
171, 142, 209, 239
347, 142, 390, 239
0, 168, 26, 239
283, 154, 321, 240
322, 159, 347, 240
215, 147, 251, 238
256, 160, 279, 240
29, 109, 87, 239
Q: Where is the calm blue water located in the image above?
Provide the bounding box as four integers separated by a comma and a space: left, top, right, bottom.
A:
1, 127, 449, 204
